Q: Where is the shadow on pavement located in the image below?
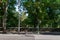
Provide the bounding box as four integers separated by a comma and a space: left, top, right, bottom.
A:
40, 32, 60, 35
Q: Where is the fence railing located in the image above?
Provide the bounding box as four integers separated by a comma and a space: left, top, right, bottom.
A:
0, 27, 60, 34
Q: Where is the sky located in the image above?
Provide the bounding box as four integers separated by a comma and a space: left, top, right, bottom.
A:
15, 4, 28, 16
15, 6, 18, 12
15, 0, 28, 16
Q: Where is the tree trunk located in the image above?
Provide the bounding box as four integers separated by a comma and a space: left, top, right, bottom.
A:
18, 0, 21, 34
2, 1, 8, 33
3, 14, 7, 33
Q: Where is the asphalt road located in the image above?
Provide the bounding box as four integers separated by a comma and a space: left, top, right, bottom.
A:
0, 34, 60, 40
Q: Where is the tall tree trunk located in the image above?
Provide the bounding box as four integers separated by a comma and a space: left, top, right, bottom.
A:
2, 1, 8, 33
18, 0, 21, 34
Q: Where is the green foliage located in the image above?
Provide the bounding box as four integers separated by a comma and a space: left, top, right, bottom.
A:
0, 0, 18, 27
6, 0, 18, 27
0, 0, 60, 28
23, 0, 60, 28
2, 0, 7, 3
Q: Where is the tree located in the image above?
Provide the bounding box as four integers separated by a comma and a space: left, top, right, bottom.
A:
0, 0, 8, 33
23, 0, 60, 28
0, 0, 18, 33
6, 0, 18, 29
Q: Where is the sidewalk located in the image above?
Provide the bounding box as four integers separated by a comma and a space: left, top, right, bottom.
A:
0, 34, 60, 40
33, 34, 60, 40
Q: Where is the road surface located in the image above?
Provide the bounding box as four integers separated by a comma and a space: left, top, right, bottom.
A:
0, 34, 60, 40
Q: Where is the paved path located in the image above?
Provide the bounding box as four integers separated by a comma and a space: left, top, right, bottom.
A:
0, 34, 60, 40
34, 34, 60, 40
0, 34, 35, 40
